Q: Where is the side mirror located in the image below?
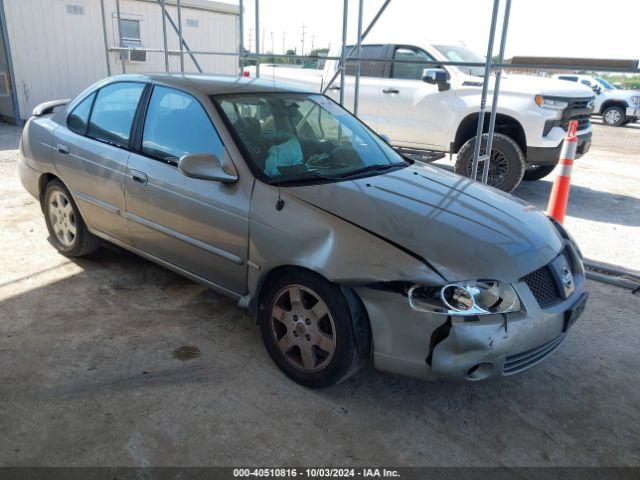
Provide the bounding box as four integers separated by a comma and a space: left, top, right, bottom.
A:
422, 68, 450, 91
592, 85, 602, 95
178, 153, 238, 183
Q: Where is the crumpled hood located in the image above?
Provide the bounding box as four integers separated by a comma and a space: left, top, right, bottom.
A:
287, 163, 563, 282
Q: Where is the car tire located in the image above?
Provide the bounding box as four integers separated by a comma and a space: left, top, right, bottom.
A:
522, 164, 556, 181
258, 269, 365, 388
602, 105, 625, 126
454, 133, 525, 192
42, 179, 100, 257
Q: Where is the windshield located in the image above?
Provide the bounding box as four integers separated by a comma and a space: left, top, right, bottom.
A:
213, 93, 408, 184
595, 76, 616, 90
433, 44, 486, 77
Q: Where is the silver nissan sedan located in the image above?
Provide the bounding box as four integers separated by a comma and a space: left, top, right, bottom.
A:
18, 74, 588, 387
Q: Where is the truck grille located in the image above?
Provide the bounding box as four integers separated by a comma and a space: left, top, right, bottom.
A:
522, 265, 561, 307
560, 114, 590, 132
563, 97, 594, 131
503, 334, 566, 375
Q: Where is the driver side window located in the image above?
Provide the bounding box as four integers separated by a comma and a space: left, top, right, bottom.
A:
392, 47, 435, 80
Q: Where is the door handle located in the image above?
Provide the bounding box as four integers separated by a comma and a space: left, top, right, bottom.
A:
56, 144, 70, 155
328, 86, 341, 91
129, 170, 148, 185
382, 88, 400, 94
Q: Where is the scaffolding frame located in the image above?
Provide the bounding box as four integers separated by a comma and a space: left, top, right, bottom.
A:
103, 0, 640, 186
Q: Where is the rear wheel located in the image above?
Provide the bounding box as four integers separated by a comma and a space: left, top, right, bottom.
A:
523, 164, 556, 181
454, 133, 525, 192
42, 180, 100, 257
602, 105, 625, 126
258, 269, 364, 388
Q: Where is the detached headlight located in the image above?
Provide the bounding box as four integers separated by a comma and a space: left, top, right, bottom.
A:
408, 281, 521, 316
631, 96, 640, 106
535, 95, 568, 110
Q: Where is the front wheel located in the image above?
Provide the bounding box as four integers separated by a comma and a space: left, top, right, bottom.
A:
523, 164, 556, 181
602, 105, 625, 126
454, 133, 526, 192
258, 269, 364, 388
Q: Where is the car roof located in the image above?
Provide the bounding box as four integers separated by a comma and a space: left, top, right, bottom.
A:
104, 73, 315, 96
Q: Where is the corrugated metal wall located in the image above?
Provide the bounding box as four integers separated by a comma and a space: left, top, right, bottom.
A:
3, 0, 239, 119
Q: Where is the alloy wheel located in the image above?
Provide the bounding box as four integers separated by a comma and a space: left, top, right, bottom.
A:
269, 284, 336, 372
48, 190, 77, 248
604, 109, 622, 125
465, 148, 510, 189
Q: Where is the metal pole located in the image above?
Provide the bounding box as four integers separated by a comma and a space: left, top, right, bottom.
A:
255, 0, 260, 77
177, 0, 184, 73
339, 0, 348, 105
160, 0, 169, 72
99, 0, 111, 76
353, 0, 363, 116
482, 0, 512, 184
115, 0, 125, 73
157, 2, 203, 72
239, 0, 244, 74
322, 0, 392, 94
470, 0, 500, 180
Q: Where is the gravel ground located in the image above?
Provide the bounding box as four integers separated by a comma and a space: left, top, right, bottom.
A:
0, 120, 639, 468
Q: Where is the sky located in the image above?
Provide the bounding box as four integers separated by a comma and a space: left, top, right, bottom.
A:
218, 0, 640, 61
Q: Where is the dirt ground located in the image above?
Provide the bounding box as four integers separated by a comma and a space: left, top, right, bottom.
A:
0, 121, 639, 467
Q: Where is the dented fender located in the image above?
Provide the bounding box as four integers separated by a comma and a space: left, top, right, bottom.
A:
243, 181, 444, 309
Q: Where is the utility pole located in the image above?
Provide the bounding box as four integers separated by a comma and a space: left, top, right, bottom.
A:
248, 28, 254, 53
282, 31, 286, 54
311, 34, 315, 54
300, 23, 307, 57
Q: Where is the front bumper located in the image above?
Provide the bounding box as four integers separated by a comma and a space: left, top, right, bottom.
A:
355, 244, 587, 382
527, 131, 592, 166
626, 107, 640, 119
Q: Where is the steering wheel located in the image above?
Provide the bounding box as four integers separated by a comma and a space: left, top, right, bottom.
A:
307, 142, 353, 170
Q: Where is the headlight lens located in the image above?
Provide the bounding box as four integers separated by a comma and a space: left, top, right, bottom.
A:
408, 280, 521, 316
535, 95, 568, 110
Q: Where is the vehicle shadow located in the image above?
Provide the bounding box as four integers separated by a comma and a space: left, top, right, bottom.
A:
512, 178, 640, 227
2, 242, 638, 466
433, 162, 640, 226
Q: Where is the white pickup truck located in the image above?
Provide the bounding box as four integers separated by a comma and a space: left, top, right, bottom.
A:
553, 73, 640, 127
247, 42, 595, 191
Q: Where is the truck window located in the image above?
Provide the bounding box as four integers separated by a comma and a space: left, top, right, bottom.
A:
392, 47, 435, 80
341, 45, 385, 78
581, 79, 592, 87
558, 76, 578, 82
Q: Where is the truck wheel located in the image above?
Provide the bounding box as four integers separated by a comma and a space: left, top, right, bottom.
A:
454, 133, 525, 192
42, 179, 100, 257
523, 164, 556, 181
258, 269, 364, 388
602, 105, 625, 126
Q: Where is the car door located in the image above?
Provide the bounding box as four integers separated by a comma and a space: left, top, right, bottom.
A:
324, 45, 384, 132
124, 85, 249, 294
52, 81, 146, 243
377, 45, 454, 150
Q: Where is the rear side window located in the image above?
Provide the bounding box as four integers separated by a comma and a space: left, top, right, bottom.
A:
88, 82, 145, 148
67, 92, 95, 135
342, 45, 385, 78
559, 76, 578, 82
142, 86, 223, 163
392, 47, 435, 80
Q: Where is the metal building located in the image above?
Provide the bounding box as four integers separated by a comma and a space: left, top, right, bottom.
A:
0, 0, 239, 123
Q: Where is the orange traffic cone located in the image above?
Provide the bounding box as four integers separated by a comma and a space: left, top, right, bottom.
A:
547, 120, 579, 224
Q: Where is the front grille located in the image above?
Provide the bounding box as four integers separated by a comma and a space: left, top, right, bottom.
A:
560, 114, 590, 132
522, 265, 561, 307
503, 334, 566, 375
568, 98, 592, 110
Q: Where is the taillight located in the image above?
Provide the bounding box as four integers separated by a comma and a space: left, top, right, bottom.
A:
242, 71, 250, 77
